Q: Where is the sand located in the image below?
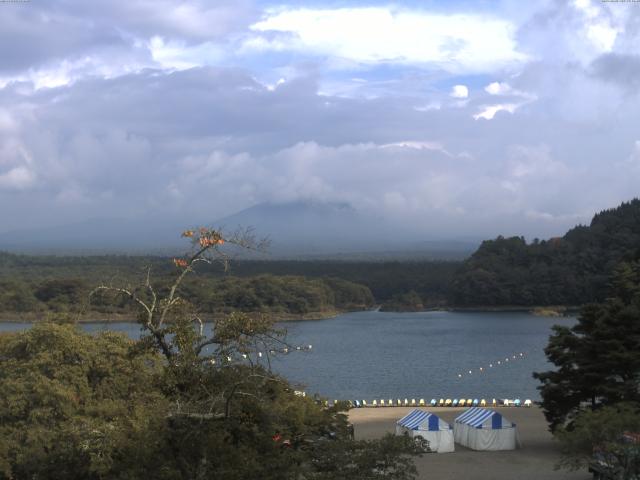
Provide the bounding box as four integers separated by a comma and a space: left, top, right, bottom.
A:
348, 406, 591, 480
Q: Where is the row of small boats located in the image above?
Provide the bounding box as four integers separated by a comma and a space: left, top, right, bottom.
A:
349, 398, 533, 408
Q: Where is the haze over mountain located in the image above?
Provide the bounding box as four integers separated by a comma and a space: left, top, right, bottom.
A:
0, 201, 478, 258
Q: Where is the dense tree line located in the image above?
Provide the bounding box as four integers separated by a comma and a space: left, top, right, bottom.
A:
0, 251, 457, 316
0, 274, 374, 319
450, 199, 640, 306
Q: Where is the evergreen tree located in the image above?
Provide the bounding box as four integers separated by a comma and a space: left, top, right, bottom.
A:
534, 261, 640, 431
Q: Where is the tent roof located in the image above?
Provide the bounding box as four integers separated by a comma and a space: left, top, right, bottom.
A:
455, 407, 512, 429
397, 409, 449, 431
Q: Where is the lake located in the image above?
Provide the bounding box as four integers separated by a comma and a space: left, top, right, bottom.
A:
0, 310, 574, 402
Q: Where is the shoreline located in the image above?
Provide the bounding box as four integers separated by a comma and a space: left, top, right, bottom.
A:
0, 309, 349, 324
0, 304, 580, 323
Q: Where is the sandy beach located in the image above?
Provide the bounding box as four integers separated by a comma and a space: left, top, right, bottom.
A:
349, 406, 591, 480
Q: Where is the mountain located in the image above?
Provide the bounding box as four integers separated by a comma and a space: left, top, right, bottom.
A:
450, 198, 640, 306
0, 201, 478, 259
215, 201, 477, 257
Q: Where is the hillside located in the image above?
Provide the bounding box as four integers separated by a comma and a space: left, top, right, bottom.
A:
450, 199, 640, 306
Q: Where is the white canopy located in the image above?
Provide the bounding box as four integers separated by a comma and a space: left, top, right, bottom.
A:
454, 407, 520, 451
395, 409, 454, 453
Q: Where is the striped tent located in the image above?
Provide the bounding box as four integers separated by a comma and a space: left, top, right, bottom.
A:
454, 407, 519, 451
395, 409, 454, 453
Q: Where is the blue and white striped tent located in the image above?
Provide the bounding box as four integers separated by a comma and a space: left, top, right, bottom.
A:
454, 408, 519, 451
395, 409, 454, 453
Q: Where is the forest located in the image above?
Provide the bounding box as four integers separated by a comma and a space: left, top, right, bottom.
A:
450, 199, 640, 306
0, 251, 457, 319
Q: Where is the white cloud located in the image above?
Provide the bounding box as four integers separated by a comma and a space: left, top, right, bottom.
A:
485, 82, 512, 95
450, 84, 469, 98
248, 7, 528, 73
380, 141, 452, 156
149, 36, 224, 70
0, 166, 35, 190
574, 0, 620, 53
476, 81, 537, 119
0, 54, 152, 91
473, 103, 519, 120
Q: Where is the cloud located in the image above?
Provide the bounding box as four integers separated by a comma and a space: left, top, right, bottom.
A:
148, 36, 226, 71
473, 103, 518, 120
248, 7, 528, 74
0, 166, 34, 191
450, 85, 469, 98
485, 82, 512, 95
0, 0, 257, 88
573, 0, 620, 53
590, 53, 640, 90
0, 0, 639, 241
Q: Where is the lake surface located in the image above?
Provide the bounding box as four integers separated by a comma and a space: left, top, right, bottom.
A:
1, 311, 575, 402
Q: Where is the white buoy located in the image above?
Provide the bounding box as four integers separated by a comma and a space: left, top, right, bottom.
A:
419, 398, 425, 406
308, 345, 312, 349
258, 352, 262, 358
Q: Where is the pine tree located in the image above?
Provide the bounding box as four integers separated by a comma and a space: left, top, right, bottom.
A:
534, 261, 640, 431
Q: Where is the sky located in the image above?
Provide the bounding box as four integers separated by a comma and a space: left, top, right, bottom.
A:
1, 0, 639, 240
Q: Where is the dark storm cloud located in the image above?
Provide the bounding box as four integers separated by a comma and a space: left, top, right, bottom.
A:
0, 6, 127, 73
0, 0, 256, 74
590, 53, 640, 90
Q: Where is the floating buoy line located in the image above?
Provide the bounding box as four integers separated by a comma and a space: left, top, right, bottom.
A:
456, 352, 526, 379
208, 345, 533, 409
207, 344, 312, 364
